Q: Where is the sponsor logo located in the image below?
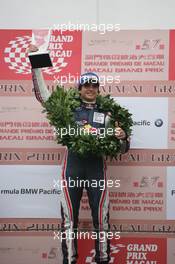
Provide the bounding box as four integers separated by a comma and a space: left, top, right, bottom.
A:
154, 119, 163, 127
3, 30, 80, 76
85, 244, 125, 263
4, 35, 67, 75
133, 120, 151, 126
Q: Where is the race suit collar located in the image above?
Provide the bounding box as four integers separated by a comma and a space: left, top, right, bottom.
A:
81, 99, 97, 109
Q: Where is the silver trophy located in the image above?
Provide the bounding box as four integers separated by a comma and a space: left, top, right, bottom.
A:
28, 29, 53, 68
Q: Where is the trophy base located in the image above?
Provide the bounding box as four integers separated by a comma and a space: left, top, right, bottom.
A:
28, 51, 53, 69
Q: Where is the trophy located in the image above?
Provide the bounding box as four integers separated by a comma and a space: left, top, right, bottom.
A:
28, 29, 53, 69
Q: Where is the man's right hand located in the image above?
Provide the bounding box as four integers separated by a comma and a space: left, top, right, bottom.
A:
27, 44, 39, 54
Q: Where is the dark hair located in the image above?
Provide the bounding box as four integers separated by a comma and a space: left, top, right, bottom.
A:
78, 78, 100, 91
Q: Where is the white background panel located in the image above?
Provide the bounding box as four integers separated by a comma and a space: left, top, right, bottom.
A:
166, 167, 175, 220
0, 165, 62, 218
114, 97, 168, 149
1, 0, 175, 29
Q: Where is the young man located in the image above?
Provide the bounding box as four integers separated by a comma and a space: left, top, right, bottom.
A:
28, 45, 128, 264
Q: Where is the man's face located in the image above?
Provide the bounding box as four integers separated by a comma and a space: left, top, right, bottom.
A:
79, 83, 99, 102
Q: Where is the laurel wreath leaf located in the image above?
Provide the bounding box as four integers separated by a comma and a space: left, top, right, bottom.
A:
42, 86, 133, 158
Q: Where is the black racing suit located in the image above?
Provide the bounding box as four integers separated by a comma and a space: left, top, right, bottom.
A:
32, 69, 129, 264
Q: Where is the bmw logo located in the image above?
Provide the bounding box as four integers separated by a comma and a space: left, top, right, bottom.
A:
155, 119, 163, 127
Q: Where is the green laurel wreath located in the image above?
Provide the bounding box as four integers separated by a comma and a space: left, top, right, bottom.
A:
42, 86, 133, 158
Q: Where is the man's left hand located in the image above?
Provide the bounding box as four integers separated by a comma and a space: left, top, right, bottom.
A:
115, 121, 126, 139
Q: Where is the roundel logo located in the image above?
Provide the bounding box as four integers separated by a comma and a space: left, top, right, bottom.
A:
4, 35, 68, 75
154, 119, 163, 127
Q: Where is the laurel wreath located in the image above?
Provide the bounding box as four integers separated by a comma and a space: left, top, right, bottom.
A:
42, 86, 133, 158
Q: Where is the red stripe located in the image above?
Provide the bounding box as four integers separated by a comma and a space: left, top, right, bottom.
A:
169, 30, 175, 80
99, 160, 107, 258
99, 160, 107, 225
32, 70, 44, 104
62, 150, 73, 221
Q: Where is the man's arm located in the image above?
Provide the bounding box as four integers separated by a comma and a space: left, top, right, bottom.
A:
32, 68, 51, 104
28, 44, 51, 104
115, 121, 130, 154
119, 136, 130, 154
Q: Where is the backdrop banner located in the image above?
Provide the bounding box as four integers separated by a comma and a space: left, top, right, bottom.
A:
0, 30, 175, 263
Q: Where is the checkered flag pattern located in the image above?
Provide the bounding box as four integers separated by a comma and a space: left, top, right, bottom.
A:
4, 35, 68, 75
